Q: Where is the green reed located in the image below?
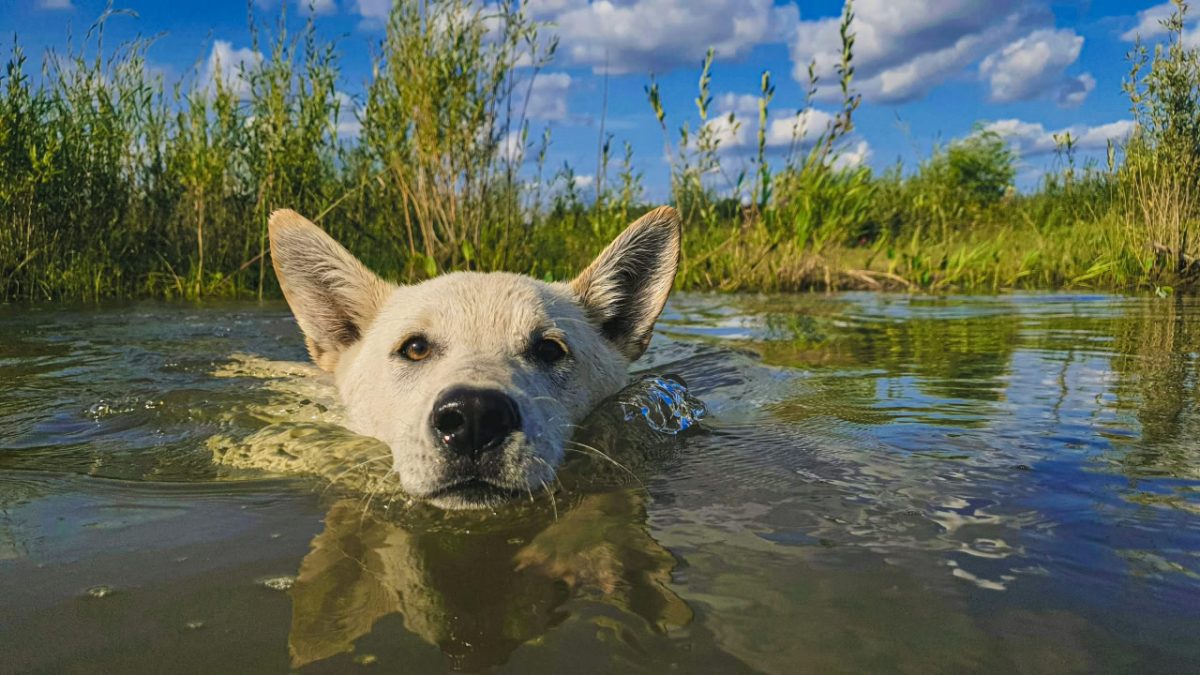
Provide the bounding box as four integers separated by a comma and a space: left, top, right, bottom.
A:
2, 0, 1200, 301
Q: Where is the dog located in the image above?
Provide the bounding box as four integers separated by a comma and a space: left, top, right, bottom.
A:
268, 206, 681, 509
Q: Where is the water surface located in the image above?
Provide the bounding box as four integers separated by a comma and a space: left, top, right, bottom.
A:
2, 293, 1199, 673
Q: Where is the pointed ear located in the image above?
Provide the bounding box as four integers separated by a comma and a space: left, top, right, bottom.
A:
269, 209, 393, 372
570, 206, 681, 361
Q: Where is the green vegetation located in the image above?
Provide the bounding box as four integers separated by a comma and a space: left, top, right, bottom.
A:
3, 0, 1200, 302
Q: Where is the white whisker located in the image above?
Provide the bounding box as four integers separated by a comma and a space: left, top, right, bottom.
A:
322, 454, 393, 496
563, 439, 644, 490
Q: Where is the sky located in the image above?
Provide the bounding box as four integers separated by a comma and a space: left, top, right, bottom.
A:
2, 0, 1191, 198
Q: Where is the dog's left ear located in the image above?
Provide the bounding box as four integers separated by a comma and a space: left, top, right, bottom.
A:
571, 206, 681, 361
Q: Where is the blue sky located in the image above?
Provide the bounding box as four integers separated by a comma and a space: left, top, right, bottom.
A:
3, 1, 1188, 197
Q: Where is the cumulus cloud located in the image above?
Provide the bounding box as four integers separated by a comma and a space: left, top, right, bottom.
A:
1121, 3, 1182, 41
832, 140, 871, 170
789, 1, 1094, 105
700, 98, 869, 167
201, 41, 262, 100
713, 92, 761, 118
527, 0, 798, 74
983, 118, 1135, 156
979, 29, 1094, 106
704, 107, 838, 152
1120, 2, 1200, 47
353, 0, 390, 24
1058, 73, 1096, 107
522, 72, 572, 121
693, 105, 867, 197
788, 0, 1054, 104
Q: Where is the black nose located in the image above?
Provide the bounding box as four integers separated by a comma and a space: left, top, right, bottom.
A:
431, 387, 521, 459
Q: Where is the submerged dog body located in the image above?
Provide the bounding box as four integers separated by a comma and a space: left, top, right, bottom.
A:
269, 207, 681, 509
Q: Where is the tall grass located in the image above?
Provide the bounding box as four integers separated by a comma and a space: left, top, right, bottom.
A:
2, 0, 1200, 302
1120, 0, 1200, 286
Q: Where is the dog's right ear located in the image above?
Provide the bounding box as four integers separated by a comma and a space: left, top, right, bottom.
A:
269, 210, 393, 372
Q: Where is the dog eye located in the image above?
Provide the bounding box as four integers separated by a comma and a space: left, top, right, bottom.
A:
531, 337, 567, 364
398, 335, 432, 361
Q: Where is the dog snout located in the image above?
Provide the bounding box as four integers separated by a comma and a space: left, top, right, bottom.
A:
431, 387, 521, 459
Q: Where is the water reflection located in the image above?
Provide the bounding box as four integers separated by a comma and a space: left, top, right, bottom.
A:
668, 294, 1200, 591
290, 491, 689, 671
3, 296, 1200, 672
1110, 296, 1200, 477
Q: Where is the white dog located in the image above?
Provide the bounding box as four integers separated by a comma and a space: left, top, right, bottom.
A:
268, 207, 681, 509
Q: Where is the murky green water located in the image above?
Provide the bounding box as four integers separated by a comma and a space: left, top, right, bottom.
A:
2, 294, 1199, 674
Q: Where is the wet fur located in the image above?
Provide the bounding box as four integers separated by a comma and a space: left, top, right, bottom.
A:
269, 207, 681, 509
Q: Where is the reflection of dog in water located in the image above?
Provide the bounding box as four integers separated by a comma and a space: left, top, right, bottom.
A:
288, 491, 692, 670
269, 206, 681, 509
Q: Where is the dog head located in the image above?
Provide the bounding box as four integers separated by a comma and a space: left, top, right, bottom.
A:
269, 207, 680, 509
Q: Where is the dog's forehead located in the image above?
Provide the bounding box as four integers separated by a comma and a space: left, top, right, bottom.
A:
379, 272, 584, 341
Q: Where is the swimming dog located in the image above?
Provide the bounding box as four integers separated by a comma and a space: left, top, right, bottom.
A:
268, 207, 680, 509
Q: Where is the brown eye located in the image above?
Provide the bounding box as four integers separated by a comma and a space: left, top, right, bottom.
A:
398, 335, 432, 361
531, 336, 567, 364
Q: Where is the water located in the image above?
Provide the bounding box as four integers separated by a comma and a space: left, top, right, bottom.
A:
2, 293, 1199, 673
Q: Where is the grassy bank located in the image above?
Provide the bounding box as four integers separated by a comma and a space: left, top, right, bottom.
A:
3, 0, 1200, 302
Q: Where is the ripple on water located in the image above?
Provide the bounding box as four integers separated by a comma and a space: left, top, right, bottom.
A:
2, 295, 1200, 671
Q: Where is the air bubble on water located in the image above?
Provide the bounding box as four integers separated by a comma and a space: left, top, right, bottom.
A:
259, 575, 295, 591
85, 585, 114, 599
86, 396, 156, 420
618, 374, 707, 435
86, 403, 109, 418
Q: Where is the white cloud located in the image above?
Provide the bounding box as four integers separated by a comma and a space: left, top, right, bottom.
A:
832, 140, 871, 170
790, 2, 1100, 106
1121, 3, 1180, 41
353, 0, 390, 24
522, 72, 572, 121
1072, 121, 1137, 149
35, 0, 73, 8
1057, 72, 1095, 107
979, 29, 1093, 107
1120, 2, 1200, 47
702, 103, 842, 156
524, 0, 584, 16
704, 111, 822, 151
699, 103, 868, 183
530, 0, 798, 74
298, 0, 337, 15
498, 129, 526, 163
334, 92, 362, 138
571, 174, 595, 190
984, 118, 1136, 156
714, 92, 760, 118
201, 41, 262, 100
789, 0, 1051, 104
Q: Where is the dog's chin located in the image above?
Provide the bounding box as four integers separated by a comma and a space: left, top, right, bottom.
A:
424, 478, 525, 510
